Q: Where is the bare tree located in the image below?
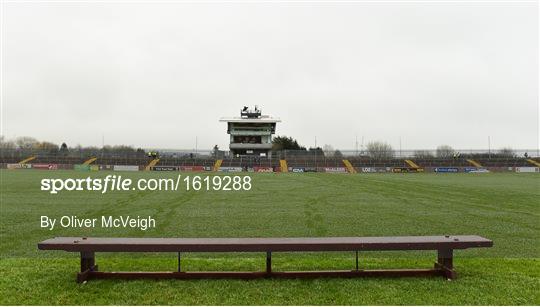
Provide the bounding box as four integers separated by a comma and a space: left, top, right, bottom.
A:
498, 147, 514, 158
436, 145, 454, 158
366, 141, 394, 159
15, 136, 38, 150
37, 141, 59, 152
413, 150, 434, 159
322, 144, 335, 157
0, 136, 16, 149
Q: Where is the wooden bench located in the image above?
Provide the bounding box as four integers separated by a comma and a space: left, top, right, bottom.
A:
38, 235, 492, 283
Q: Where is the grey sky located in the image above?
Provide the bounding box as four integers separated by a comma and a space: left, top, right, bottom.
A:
2, 2, 538, 150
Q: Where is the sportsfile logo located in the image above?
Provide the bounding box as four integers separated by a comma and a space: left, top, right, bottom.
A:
40, 175, 252, 194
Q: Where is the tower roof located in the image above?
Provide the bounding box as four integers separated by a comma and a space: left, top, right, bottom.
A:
219, 116, 281, 123
220, 106, 281, 123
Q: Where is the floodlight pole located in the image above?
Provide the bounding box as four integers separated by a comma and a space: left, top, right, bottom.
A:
399, 137, 402, 158
488, 136, 491, 158
355, 135, 358, 156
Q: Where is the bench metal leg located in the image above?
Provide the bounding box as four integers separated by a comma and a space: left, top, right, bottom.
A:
178, 252, 181, 272
78, 251, 97, 283
355, 251, 359, 271
266, 252, 272, 275
435, 249, 456, 280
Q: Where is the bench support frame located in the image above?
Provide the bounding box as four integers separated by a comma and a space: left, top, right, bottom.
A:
435, 249, 456, 280
75, 250, 456, 283
77, 251, 99, 283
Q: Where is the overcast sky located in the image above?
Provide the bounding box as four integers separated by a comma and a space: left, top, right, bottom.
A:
2, 1, 538, 150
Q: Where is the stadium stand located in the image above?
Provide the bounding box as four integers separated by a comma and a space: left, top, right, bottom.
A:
29, 156, 86, 165
0, 155, 24, 163
94, 157, 148, 166
1, 149, 538, 171
287, 157, 345, 168
410, 158, 471, 168
476, 158, 531, 167
219, 157, 279, 168
159, 157, 216, 167
347, 158, 411, 168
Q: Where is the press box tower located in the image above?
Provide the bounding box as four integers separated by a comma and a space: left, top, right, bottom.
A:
219, 106, 281, 157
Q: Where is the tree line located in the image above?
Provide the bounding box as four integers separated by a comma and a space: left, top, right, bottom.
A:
271, 136, 518, 159
1, 135, 519, 159
0, 136, 146, 157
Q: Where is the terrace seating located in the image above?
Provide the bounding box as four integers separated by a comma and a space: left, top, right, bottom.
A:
158, 158, 215, 167
285, 156, 336, 168
1, 151, 537, 170
347, 158, 410, 168
30, 156, 86, 165
475, 158, 531, 167
218, 157, 280, 169
412, 159, 471, 168
95, 157, 148, 166
0, 155, 24, 163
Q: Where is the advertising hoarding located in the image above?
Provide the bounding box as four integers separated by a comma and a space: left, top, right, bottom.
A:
324, 167, 347, 173
434, 167, 459, 173
113, 165, 139, 171
515, 167, 538, 173
152, 166, 179, 171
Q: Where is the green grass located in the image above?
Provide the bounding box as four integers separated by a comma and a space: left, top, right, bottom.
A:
1, 170, 539, 305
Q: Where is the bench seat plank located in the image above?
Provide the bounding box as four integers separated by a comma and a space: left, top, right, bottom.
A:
38, 235, 492, 252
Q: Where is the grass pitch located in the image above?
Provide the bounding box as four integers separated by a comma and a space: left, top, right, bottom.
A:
1, 170, 539, 305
